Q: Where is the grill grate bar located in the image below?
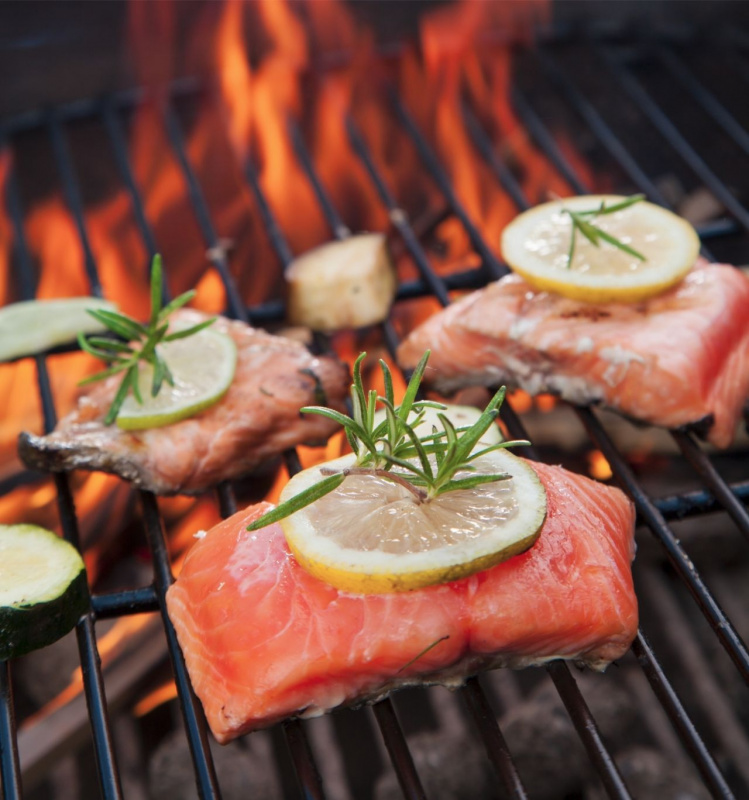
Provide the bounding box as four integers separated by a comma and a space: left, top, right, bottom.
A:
160, 99, 330, 800
576, 406, 749, 682
290, 112, 534, 798
509, 85, 589, 194
596, 43, 749, 233
139, 491, 222, 799
372, 700, 428, 800
532, 46, 716, 260
101, 99, 161, 265
672, 431, 749, 540
161, 99, 248, 323
46, 112, 104, 298
345, 115, 452, 307
48, 107, 229, 797
515, 50, 749, 539
288, 118, 351, 241
461, 677, 529, 799
632, 632, 736, 799
654, 481, 749, 521
0, 662, 22, 800
659, 47, 749, 158
4, 142, 124, 799
547, 662, 633, 800
390, 93, 508, 281
91, 587, 161, 619
393, 93, 746, 795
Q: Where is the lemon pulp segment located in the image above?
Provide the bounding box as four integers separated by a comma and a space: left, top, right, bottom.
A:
500, 195, 700, 303
116, 327, 237, 430
280, 450, 547, 594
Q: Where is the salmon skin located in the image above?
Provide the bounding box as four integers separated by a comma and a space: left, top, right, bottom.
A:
397, 261, 749, 448
167, 462, 637, 742
18, 311, 349, 495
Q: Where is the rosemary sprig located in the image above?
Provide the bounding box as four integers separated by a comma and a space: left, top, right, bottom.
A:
564, 194, 647, 269
247, 351, 530, 532
77, 254, 216, 425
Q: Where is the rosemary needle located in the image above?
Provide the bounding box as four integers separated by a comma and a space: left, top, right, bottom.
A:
77, 254, 216, 424
247, 351, 530, 531
564, 194, 647, 269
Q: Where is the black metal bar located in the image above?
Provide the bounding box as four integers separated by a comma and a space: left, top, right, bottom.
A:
288, 117, 351, 241
0, 662, 22, 800
46, 111, 104, 298
283, 719, 327, 800
102, 99, 161, 262
462, 103, 530, 212
653, 481, 749, 521
139, 492, 222, 799
510, 86, 589, 195
547, 662, 633, 800
576, 407, 749, 682
597, 45, 749, 233
345, 116, 451, 307
0, 77, 203, 138
460, 678, 529, 799
6, 139, 124, 800
372, 700, 428, 800
91, 587, 161, 619
389, 93, 508, 281
535, 47, 669, 205
161, 99, 248, 322
631, 632, 735, 799
242, 155, 296, 270
659, 48, 749, 159
672, 431, 749, 541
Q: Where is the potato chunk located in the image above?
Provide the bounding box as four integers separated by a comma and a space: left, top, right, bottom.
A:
286, 233, 397, 331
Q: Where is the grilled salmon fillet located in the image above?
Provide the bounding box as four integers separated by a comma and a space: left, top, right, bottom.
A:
18, 312, 349, 495
397, 261, 749, 448
167, 462, 637, 742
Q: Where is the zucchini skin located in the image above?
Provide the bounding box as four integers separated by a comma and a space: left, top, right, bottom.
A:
0, 567, 89, 660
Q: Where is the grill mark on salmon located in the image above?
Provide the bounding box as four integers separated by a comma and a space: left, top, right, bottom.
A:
166, 461, 637, 742
397, 261, 749, 448
18, 311, 350, 495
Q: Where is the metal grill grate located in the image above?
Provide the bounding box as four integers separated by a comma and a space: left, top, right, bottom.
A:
2, 25, 749, 800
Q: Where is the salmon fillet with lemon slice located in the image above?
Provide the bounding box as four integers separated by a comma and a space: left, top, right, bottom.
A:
397, 261, 749, 448
166, 461, 636, 741
18, 311, 350, 495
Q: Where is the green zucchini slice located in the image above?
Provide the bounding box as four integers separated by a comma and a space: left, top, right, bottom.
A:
0, 524, 89, 660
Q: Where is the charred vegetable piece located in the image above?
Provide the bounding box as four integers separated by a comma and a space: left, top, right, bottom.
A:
286, 233, 397, 331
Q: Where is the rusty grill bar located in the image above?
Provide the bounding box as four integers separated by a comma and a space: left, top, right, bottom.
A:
1, 26, 749, 800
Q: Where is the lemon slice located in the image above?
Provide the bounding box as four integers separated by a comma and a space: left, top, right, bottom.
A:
0, 297, 117, 362
116, 327, 237, 430
280, 450, 546, 594
500, 195, 700, 303
373, 403, 502, 449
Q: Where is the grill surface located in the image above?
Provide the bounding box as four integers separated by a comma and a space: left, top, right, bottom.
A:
2, 16, 749, 800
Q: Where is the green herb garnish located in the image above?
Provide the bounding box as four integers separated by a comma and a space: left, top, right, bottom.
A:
77, 254, 216, 425
564, 194, 647, 269
247, 351, 530, 532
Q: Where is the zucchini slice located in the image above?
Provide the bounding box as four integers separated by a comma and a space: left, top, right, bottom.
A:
0, 524, 89, 660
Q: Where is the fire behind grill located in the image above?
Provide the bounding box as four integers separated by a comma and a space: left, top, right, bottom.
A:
2, 7, 749, 800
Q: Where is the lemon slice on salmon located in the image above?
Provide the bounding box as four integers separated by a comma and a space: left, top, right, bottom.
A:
500, 195, 700, 303
280, 450, 546, 594
116, 327, 237, 430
